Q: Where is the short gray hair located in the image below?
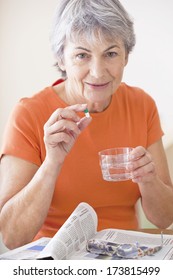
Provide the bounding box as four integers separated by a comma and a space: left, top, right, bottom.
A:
50, 0, 136, 77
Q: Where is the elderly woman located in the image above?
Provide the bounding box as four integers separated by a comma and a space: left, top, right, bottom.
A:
0, 0, 173, 249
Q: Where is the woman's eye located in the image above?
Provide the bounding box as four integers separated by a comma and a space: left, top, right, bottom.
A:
76, 53, 88, 59
106, 52, 118, 58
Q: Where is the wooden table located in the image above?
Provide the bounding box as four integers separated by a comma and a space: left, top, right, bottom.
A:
138, 228, 173, 235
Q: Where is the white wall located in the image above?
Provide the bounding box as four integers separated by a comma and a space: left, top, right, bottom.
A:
0, 0, 59, 147
1, 0, 173, 147
0, 0, 59, 254
121, 0, 173, 148
1, 0, 173, 253
121, 0, 173, 228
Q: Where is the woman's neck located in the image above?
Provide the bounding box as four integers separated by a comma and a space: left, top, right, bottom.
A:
53, 81, 112, 113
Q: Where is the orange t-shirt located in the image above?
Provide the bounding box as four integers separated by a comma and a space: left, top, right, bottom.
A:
0, 81, 163, 239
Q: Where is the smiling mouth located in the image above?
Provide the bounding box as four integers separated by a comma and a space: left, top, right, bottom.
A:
85, 82, 109, 87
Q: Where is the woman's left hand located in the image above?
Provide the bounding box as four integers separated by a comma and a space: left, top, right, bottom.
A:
128, 146, 156, 184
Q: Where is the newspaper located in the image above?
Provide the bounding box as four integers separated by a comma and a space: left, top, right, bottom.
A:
0, 202, 173, 260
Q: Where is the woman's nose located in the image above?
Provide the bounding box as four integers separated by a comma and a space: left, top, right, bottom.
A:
89, 58, 106, 78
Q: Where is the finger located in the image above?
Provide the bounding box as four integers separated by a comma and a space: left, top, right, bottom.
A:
59, 108, 82, 121
59, 104, 89, 122
77, 116, 92, 131
132, 161, 155, 177
131, 161, 156, 184
132, 171, 155, 184
66, 103, 88, 112
45, 119, 81, 135
44, 131, 71, 146
130, 146, 146, 161
45, 104, 88, 127
128, 152, 152, 171
45, 109, 79, 127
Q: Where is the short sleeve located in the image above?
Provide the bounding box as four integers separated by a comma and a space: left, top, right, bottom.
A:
0, 101, 42, 166
146, 97, 164, 147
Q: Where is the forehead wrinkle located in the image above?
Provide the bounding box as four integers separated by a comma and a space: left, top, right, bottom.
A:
65, 34, 123, 55
75, 47, 91, 52
68, 26, 121, 46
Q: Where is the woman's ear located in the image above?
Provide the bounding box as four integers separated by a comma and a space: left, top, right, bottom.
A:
124, 54, 129, 66
58, 57, 66, 71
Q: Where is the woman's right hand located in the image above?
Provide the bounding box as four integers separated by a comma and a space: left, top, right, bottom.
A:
43, 104, 92, 166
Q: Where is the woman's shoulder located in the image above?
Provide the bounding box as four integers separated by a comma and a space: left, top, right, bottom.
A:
118, 82, 155, 102
9, 84, 65, 126
19, 86, 59, 109
16, 81, 66, 115
115, 83, 157, 111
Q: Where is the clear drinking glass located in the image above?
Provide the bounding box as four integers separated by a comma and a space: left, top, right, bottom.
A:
99, 147, 133, 182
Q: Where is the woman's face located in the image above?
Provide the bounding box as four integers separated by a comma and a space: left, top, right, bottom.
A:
59, 34, 128, 106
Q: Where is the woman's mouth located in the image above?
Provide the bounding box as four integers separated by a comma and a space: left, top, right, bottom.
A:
85, 82, 110, 90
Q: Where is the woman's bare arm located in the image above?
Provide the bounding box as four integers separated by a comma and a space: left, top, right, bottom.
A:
0, 104, 92, 249
130, 139, 173, 228
0, 155, 61, 249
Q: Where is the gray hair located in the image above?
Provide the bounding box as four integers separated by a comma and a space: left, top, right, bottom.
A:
50, 0, 136, 77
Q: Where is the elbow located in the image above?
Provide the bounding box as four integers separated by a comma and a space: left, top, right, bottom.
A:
0, 224, 37, 250
1, 230, 23, 250
0, 219, 19, 250
0, 221, 29, 250
0, 211, 32, 250
158, 217, 173, 229
146, 213, 173, 229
